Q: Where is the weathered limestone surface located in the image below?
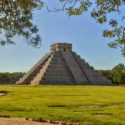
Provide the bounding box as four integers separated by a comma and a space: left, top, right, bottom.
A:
41, 51, 76, 84
73, 52, 111, 84
17, 43, 112, 85
31, 54, 54, 85
16, 53, 51, 84
62, 51, 88, 84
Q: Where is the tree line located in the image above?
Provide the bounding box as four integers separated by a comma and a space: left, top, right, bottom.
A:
0, 63, 124, 84
0, 72, 25, 84
98, 63, 125, 84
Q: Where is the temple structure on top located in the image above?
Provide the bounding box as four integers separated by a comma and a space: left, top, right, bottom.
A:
17, 43, 112, 85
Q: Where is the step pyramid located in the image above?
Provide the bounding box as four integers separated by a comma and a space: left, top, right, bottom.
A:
17, 43, 112, 85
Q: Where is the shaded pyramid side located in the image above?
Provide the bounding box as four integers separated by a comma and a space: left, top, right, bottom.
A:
61, 51, 89, 84
31, 51, 77, 85
17, 53, 51, 84
72, 52, 112, 85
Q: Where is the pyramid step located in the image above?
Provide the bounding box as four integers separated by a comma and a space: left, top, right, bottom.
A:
42, 76, 73, 80
47, 66, 66, 69
17, 53, 51, 84
48, 64, 66, 67
31, 54, 54, 85
42, 80, 73, 83
72, 52, 112, 84
83, 70, 102, 76
46, 68, 70, 72
50, 62, 65, 65
44, 72, 71, 76
90, 78, 112, 84
51, 57, 63, 60
73, 53, 93, 70
62, 51, 89, 84
84, 70, 103, 76
40, 80, 75, 85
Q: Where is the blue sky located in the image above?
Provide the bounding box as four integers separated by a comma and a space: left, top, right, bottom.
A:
0, 2, 125, 72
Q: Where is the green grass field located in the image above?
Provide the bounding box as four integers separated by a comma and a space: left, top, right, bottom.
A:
0, 85, 125, 125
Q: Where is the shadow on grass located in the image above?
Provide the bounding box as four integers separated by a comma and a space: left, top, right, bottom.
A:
0, 90, 9, 94
48, 104, 66, 108
0, 90, 9, 96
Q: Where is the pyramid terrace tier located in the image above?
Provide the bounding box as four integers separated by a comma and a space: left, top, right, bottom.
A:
17, 43, 112, 85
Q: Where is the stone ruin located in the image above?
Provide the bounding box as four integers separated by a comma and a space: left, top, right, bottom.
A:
17, 43, 112, 85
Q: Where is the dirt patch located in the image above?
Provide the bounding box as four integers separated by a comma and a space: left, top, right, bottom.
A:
48, 104, 66, 108
0, 117, 85, 125
93, 113, 112, 117
0, 117, 57, 125
0, 93, 5, 96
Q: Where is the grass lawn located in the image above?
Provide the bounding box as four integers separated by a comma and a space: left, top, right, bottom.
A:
0, 85, 125, 125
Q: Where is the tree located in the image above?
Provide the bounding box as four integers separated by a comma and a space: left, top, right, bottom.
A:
98, 70, 113, 81
53, 0, 125, 56
112, 63, 125, 84
0, 0, 43, 47
98, 63, 125, 84
112, 70, 123, 84
1, 0, 125, 56
113, 63, 125, 71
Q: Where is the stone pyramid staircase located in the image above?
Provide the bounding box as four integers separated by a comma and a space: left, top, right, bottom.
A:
31, 53, 54, 85
41, 51, 76, 84
17, 43, 112, 85
16, 53, 51, 84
